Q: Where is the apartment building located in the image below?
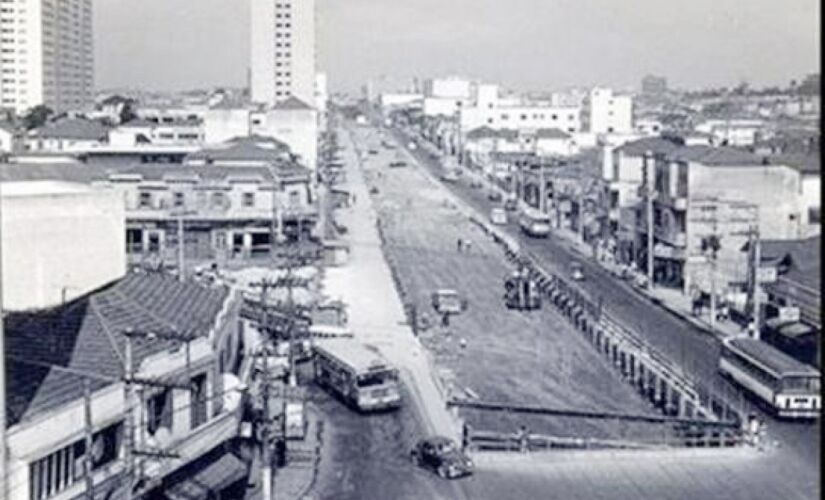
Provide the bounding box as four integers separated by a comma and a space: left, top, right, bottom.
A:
0, 0, 94, 115
250, 0, 316, 107
584, 87, 633, 135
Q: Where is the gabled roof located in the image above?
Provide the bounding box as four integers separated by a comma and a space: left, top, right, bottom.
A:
668, 145, 765, 166
5, 273, 230, 426
31, 117, 110, 141
185, 136, 292, 164
616, 136, 681, 157
535, 128, 571, 140
271, 96, 313, 111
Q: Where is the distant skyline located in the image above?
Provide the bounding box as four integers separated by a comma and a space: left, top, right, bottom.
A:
95, 0, 820, 94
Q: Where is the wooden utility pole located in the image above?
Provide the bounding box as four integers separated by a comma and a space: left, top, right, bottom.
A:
123, 334, 135, 500
752, 227, 762, 339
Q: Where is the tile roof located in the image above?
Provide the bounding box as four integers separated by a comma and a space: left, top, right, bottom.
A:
185, 136, 292, 164
4, 273, 230, 426
668, 145, 766, 166
32, 118, 110, 141
769, 153, 820, 174
616, 137, 681, 157
0, 160, 309, 185
535, 128, 571, 139
271, 96, 314, 111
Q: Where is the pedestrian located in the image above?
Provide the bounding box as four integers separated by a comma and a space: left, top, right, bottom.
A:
518, 425, 529, 453
441, 312, 450, 327
461, 423, 471, 451
457, 238, 463, 252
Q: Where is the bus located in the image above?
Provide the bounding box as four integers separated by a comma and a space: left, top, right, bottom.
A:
518, 207, 551, 237
719, 337, 820, 419
314, 339, 402, 412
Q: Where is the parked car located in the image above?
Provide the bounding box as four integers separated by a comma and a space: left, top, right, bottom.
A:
490, 207, 507, 225
410, 436, 474, 479
469, 178, 483, 188
503, 197, 518, 211
431, 289, 467, 315
389, 160, 407, 168
488, 190, 503, 202
441, 170, 459, 182
368, 149, 379, 155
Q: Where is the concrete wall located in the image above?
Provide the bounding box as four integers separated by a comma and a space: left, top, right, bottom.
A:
204, 108, 252, 145
1, 182, 126, 310
253, 108, 318, 170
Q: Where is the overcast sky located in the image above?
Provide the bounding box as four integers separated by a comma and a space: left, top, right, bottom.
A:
94, 0, 820, 93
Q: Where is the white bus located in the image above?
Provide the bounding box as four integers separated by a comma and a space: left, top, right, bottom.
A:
518, 207, 551, 237
719, 337, 820, 419
314, 339, 402, 412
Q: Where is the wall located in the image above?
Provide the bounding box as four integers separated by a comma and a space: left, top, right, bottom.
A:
204, 109, 252, 145
460, 105, 581, 134
253, 107, 318, 170
588, 88, 633, 134
1, 183, 126, 310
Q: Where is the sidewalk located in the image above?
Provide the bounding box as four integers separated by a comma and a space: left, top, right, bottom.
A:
320, 124, 461, 440
644, 286, 745, 339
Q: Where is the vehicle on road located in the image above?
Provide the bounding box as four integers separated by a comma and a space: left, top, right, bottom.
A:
408, 141, 417, 150
253, 349, 290, 381
503, 197, 519, 211
314, 339, 402, 412
431, 289, 467, 315
490, 207, 507, 225
440, 169, 459, 182
469, 178, 483, 188
504, 269, 541, 310
410, 436, 474, 479
368, 149, 379, 155
719, 337, 821, 419
570, 262, 585, 281
518, 206, 551, 237
389, 160, 407, 168
284, 402, 307, 439
488, 189, 503, 201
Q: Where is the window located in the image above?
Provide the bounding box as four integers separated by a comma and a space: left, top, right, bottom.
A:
138, 191, 152, 208
147, 389, 173, 435
242, 192, 255, 208
28, 422, 122, 500
173, 192, 184, 207
190, 374, 208, 429
211, 191, 226, 208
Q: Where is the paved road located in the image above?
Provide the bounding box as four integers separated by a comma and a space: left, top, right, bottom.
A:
307, 118, 818, 500
386, 123, 819, 486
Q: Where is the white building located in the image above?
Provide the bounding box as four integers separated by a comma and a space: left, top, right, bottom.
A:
0, 181, 125, 310
424, 77, 473, 99
315, 72, 328, 132
203, 98, 318, 170
694, 119, 765, 147
108, 117, 204, 147
460, 104, 581, 135
24, 117, 109, 152
0, 121, 17, 151
250, 0, 316, 107
585, 88, 633, 135
0, 0, 94, 115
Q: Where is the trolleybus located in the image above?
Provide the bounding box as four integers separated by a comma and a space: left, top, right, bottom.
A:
314, 339, 402, 412
518, 206, 552, 237
719, 337, 820, 419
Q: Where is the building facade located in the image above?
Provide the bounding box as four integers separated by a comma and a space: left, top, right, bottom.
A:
0, 0, 94, 115
250, 0, 316, 107
584, 87, 633, 135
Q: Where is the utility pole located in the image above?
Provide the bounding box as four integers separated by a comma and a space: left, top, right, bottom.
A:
83, 378, 95, 500
261, 347, 273, 500
122, 329, 189, 500
752, 226, 761, 339
538, 163, 546, 214
644, 151, 656, 290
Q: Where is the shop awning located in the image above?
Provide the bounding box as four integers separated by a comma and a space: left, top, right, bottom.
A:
164, 452, 249, 500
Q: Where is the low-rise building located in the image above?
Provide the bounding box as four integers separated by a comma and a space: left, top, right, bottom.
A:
0, 181, 126, 310
109, 117, 204, 148
694, 119, 765, 147
24, 117, 110, 153
3, 272, 246, 500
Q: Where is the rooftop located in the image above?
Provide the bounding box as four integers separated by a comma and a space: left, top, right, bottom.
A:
758, 236, 820, 293
0, 180, 93, 197
668, 145, 766, 166
535, 128, 572, 140
271, 96, 314, 111
5, 273, 230, 427
31, 117, 110, 141
616, 136, 681, 157
727, 337, 820, 377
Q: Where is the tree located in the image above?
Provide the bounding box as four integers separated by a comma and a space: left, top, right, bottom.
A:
119, 98, 137, 124
22, 104, 53, 130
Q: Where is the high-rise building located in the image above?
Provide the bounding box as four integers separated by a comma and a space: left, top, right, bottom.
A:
250, 0, 316, 107
584, 87, 633, 135
0, 0, 94, 115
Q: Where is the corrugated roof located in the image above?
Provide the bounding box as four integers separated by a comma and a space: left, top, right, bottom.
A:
5, 273, 230, 426
32, 118, 110, 141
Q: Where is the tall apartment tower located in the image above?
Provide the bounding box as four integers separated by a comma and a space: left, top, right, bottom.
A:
0, 0, 94, 115
250, 0, 316, 107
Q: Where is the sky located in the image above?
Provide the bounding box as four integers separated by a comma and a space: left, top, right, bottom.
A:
94, 0, 821, 93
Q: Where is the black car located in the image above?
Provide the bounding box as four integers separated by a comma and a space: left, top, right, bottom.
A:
410, 436, 474, 479
503, 198, 518, 211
